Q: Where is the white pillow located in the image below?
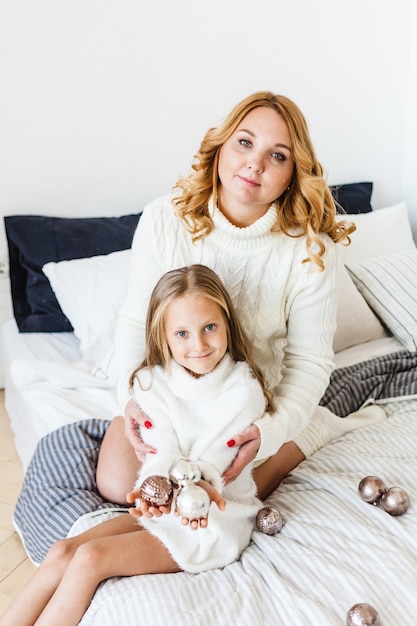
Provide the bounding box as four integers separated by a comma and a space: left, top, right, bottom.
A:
333, 256, 387, 353
43, 250, 131, 382
337, 202, 415, 264
347, 250, 417, 352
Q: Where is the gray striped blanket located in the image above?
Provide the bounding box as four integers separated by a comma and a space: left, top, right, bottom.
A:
320, 349, 417, 416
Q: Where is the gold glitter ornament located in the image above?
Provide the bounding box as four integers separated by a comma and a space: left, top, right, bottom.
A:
346, 603, 381, 625
256, 506, 285, 535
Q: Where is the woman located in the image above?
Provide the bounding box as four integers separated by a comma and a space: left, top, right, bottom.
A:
96, 90, 366, 506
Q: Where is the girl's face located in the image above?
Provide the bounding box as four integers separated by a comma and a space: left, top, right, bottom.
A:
217, 106, 294, 227
164, 292, 228, 378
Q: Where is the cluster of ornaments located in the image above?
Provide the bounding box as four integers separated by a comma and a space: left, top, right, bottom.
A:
138, 458, 285, 534
138, 458, 210, 521
348, 475, 411, 623
358, 475, 410, 516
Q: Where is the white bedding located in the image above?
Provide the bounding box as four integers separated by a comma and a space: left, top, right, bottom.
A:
2, 319, 117, 470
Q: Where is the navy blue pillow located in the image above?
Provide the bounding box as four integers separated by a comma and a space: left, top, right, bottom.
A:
330, 182, 373, 214
5, 213, 141, 332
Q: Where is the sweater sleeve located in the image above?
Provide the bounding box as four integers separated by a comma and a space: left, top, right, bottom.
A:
254, 237, 338, 460
114, 196, 178, 415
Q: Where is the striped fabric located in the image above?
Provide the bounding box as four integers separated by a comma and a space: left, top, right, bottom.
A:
320, 349, 417, 416
347, 250, 417, 351
13, 419, 119, 564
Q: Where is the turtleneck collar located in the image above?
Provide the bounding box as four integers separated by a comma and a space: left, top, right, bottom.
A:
204, 198, 280, 254
165, 353, 236, 401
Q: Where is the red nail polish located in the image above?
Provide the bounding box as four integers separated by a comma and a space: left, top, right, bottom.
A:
227, 439, 235, 448
144, 420, 152, 429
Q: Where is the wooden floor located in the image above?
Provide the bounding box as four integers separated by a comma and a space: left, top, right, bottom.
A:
0, 389, 36, 614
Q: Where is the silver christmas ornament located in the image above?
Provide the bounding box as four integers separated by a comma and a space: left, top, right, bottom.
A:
169, 458, 201, 488
346, 603, 381, 625
176, 483, 210, 520
256, 506, 285, 535
380, 486, 410, 516
139, 475, 173, 507
358, 476, 386, 504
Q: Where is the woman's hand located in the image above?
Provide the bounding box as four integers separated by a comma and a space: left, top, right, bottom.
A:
124, 398, 157, 461
126, 489, 172, 519
222, 424, 261, 485
175, 479, 226, 530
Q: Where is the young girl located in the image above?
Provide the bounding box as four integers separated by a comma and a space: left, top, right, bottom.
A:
0, 264, 272, 626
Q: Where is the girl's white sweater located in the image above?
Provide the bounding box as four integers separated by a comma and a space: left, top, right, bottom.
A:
116, 194, 338, 460
133, 355, 265, 573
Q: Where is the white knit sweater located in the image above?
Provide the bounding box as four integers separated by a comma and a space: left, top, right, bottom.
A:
116, 194, 338, 460
133, 354, 265, 573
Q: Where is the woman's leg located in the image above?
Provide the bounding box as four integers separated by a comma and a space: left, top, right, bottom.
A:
253, 441, 305, 501
253, 405, 387, 501
96, 416, 141, 504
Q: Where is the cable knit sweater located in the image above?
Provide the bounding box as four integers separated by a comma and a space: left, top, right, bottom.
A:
133, 354, 264, 573
116, 194, 338, 460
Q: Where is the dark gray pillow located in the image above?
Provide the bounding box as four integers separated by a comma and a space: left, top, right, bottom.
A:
330, 182, 373, 214
5, 213, 141, 332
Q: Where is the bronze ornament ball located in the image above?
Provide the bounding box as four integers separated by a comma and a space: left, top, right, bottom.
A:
256, 506, 285, 535
346, 603, 381, 625
380, 486, 410, 516
358, 476, 386, 504
139, 475, 173, 507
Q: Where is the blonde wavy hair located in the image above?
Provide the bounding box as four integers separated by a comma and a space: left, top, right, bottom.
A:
130, 264, 274, 413
173, 91, 355, 270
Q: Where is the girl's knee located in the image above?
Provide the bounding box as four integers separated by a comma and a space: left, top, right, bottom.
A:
71, 540, 102, 570
46, 538, 73, 561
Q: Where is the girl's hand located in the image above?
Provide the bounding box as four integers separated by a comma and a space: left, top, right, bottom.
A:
222, 424, 261, 485
175, 479, 226, 530
124, 398, 157, 461
126, 489, 172, 519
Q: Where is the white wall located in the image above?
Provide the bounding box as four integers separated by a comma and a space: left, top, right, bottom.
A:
0, 0, 416, 268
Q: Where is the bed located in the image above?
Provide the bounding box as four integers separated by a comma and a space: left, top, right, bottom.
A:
2, 183, 417, 625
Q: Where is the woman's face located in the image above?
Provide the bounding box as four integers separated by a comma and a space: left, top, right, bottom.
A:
217, 106, 294, 227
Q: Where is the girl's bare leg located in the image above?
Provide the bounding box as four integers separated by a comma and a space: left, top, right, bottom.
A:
96, 416, 141, 504
37, 527, 179, 626
253, 441, 305, 501
0, 514, 179, 626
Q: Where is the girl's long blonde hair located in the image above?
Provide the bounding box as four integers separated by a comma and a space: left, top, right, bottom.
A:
130, 264, 274, 413
173, 91, 355, 270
